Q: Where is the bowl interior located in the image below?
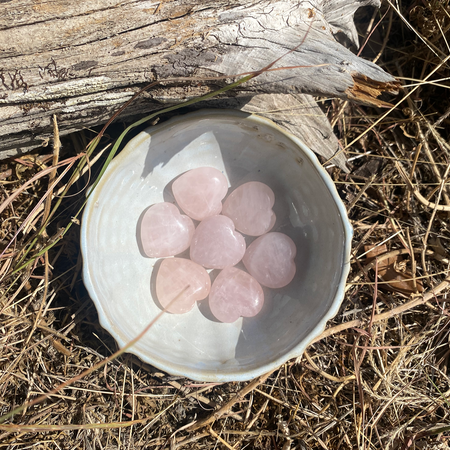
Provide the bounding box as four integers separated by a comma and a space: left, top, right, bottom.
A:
81, 110, 351, 381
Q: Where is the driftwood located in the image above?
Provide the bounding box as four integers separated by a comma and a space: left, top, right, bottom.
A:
0, 0, 400, 168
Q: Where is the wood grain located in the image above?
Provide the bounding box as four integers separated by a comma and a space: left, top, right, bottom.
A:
0, 0, 399, 166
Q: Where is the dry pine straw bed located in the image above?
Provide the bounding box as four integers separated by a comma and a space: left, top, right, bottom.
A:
1, 2, 450, 450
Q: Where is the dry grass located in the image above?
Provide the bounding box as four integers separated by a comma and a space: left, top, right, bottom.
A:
1, 2, 450, 449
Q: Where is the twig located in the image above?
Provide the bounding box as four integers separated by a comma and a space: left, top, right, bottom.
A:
313, 276, 450, 344
0, 417, 152, 432
406, 228, 418, 292
41, 115, 60, 230
421, 162, 450, 282
395, 160, 450, 212
372, 7, 394, 64
186, 370, 274, 432
208, 426, 236, 450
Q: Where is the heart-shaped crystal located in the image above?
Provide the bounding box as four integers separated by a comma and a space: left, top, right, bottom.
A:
190, 215, 246, 269
140, 202, 195, 258
172, 167, 228, 221
156, 258, 211, 314
222, 181, 276, 236
243, 232, 296, 288
209, 267, 264, 323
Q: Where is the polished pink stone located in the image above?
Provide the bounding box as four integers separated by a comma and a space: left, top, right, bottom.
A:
190, 215, 246, 269
243, 232, 296, 288
209, 267, 264, 323
140, 202, 195, 258
172, 167, 228, 221
222, 181, 276, 236
156, 258, 211, 314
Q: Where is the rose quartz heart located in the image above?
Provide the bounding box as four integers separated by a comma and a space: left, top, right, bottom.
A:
172, 167, 229, 221
243, 232, 296, 288
156, 258, 211, 314
209, 267, 264, 323
222, 181, 276, 236
190, 215, 246, 269
140, 202, 195, 258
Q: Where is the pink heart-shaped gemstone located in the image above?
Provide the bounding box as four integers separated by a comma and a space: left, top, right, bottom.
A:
156, 258, 211, 314
172, 167, 228, 221
190, 215, 246, 269
209, 267, 264, 323
222, 181, 276, 236
243, 232, 296, 288
140, 202, 195, 258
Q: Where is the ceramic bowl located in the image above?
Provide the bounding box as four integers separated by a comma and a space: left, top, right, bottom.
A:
81, 109, 352, 382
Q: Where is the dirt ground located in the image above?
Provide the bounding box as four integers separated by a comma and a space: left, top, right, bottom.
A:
1, 2, 450, 449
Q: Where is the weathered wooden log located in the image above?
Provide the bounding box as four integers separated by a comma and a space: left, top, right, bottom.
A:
0, 0, 400, 168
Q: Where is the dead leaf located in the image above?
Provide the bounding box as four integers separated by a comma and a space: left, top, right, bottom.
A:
365, 244, 423, 295
52, 338, 71, 357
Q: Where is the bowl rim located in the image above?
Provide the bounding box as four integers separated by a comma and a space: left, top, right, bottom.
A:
81, 108, 353, 381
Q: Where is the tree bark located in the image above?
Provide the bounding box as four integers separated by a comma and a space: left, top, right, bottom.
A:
0, 0, 400, 169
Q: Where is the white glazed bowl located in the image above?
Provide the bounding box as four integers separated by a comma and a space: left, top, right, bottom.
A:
81, 109, 352, 382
